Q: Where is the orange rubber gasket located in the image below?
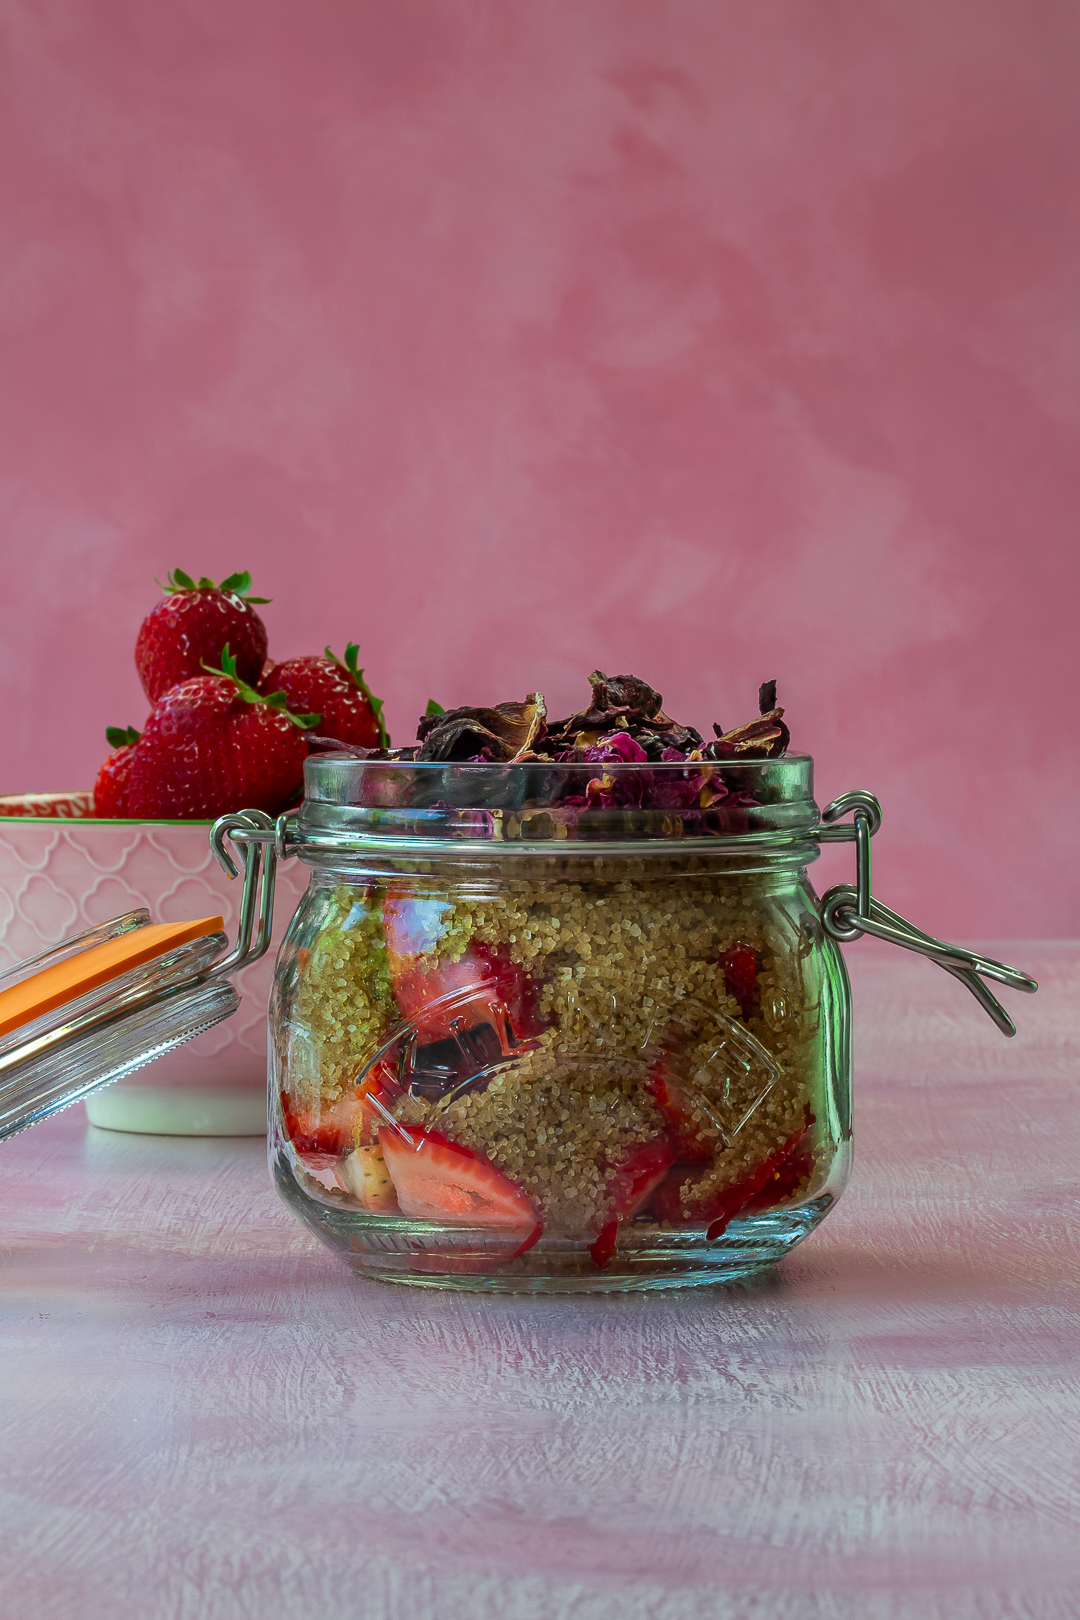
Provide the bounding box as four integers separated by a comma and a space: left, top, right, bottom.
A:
0, 917, 225, 1039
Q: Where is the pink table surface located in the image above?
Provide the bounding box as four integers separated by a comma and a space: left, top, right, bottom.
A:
1, 943, 1077, 1620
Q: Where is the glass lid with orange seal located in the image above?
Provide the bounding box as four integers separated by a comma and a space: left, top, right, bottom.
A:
0, 811, 277, 1141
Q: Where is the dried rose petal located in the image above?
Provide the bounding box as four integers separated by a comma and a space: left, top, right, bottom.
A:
697, 770, 729, 809
648, 774, 704, 812
581, 733, 648, 765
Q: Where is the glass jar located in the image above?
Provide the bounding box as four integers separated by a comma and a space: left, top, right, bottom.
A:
0, 755, 1036, 1289
260, 753, 885, 1292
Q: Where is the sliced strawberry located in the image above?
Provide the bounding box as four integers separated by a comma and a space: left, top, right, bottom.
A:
652, 1113, 815, 1235
739, 1131, 817, 1215
280, 1058, 398, 1155
589, 1137, 676, 1268
721, 942, 757, 1019
383, 888, 541, 1042
289, 1148, 349, 1194
588, 1225, 620, 1269
379, 1126, 538, 1230
644, 1060, 716, 1163
340, 1145, 400, 1212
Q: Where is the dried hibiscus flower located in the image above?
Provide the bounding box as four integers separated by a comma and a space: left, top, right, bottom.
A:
544, 669, 706, 762
703, 679, 789, 761
349, 672, 791, 817
416, 694, 547, 763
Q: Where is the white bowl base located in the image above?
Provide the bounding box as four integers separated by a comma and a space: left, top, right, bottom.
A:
85, 1086, 266, 1136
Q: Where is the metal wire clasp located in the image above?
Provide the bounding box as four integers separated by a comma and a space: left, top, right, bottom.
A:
817, 793, 1038, 1037
207, 809, 287, 977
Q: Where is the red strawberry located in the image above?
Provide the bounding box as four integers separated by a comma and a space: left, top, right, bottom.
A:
721, 942, 758, 1019
589, 1137, 676, 1268
259, 643, 388, 750
92, 726, 141, 817
383, 887, 541, 1042
737, 1129, 817, 1217
644, 1060, 716, 1163
280, 1058, 398, 1156
379, 1125, 539, 1232
651, 1113, 814, 1235
125, 647, 318, 819
135, 570, 270, 704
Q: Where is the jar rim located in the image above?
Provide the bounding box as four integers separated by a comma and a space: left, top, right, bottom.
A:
296, 751, 820, 852
314, 750, 814, 769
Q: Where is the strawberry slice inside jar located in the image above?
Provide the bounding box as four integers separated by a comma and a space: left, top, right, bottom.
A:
379, 1125, 539, 1235
383, 888, 541, 1043
720, 942, 758, 1019
280, 1056, 399, 1156
589, 1137, 676, 1269
652, 1113, 815, 1235
644, 1060, 717, 1163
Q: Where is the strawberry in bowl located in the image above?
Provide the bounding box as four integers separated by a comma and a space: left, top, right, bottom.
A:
125, 648, 319, 820
4, 565, 394, 1140
135, 569, 270, 704
92, 727, 142, 818
259, 643, 388, 750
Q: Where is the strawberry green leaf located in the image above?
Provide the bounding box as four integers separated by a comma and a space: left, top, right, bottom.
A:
220, 568, 271, 602
219, 571, 251, 595
355, 669, 388, 746
325, 642, 390, 747
425, 699, 445, 717
159, 567, 270, 602
105, 725, 140, 749
203, 649, 320, 729
260, 691, 322, 729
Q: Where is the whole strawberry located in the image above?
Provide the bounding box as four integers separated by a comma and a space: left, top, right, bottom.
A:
259, 643, 389, 749
126, 648, 319, 819
93, 726, 141, 817
135, 570, 270, 704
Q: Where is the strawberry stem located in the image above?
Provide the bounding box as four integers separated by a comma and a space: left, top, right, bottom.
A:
158, 568, 270, 603
325, 642, 390, 747
202, 644, 321, 730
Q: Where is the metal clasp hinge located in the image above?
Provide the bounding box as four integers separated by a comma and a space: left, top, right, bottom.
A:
207, 809, 296, 978
817, 792, 1038, 1037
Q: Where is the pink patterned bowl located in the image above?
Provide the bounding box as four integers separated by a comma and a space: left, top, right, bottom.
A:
0, 796, 308, 1133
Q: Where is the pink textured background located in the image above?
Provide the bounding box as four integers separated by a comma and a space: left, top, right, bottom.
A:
1, 0, 1077, 939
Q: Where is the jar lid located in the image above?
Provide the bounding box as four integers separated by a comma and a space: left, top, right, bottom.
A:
296, 751, 820, 854
0, 914, 223, 1038
0, 909, 236, 1142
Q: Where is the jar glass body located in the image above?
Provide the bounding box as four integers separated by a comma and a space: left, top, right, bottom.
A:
268, 802, 852, 1292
